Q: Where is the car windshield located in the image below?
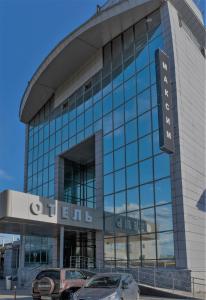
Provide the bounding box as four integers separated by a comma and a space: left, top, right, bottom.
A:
36, 270, 60, 280
86, 275, 121, 288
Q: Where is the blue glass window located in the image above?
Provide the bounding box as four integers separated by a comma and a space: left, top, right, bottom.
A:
114, 147, 125, 170
94, 101, 102, 121
115, 169, 125, 192
85, 108, 93, 127
135, 45, 149, 71
125, 119, 137, 143
113, 66, 123, 89
104, 194, 114, 213
141, 207, 155, 233
114, 126, 125, 150
113, 84, 124, 108
139, 135, 152, 161
62, 126, 68, 142
155, 178, 171, 205
136, 66, 150, 93
125, 97, 137, 122
152, 107, 158, 131
153, 131, 161, 155
126, 141, 138, 166
113, 105, 124, 129
103, 93, 112, 115
127, 187, 139, 211
104, 174, 114, 195
157, 232, 174, 260
124, 58, 135, 81
124, 76, 136, 101
115, 191, 126, 213
149, 35, 163, 62
126, 164, 138, 188
138, 112, 151, 137
139, 158, 153, 184
104, 153, 113, 174
69, 120, 76, 137
156, 204, 173, 231
103, 112, 113, 134
137, 89, 150, 115
104, 132, 113, 154
140, 183, 154, 208
154, 154, 170, 179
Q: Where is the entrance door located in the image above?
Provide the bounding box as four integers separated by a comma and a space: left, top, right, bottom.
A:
63, 231, 95, 268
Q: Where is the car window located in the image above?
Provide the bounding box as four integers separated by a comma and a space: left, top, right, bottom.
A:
65, 271, 85, 280
81, 271, 95, 279
36, 270, 60, 280
86, 275, 121, 288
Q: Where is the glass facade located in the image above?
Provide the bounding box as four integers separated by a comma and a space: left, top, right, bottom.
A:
26, 9, 174, 267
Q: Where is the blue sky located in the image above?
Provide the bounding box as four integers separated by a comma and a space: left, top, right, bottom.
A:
0, 0, 205, 242
0, 0, 106, 194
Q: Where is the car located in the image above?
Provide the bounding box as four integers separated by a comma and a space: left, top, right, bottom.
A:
73, 272, 140, 300
32, 268, 95, 300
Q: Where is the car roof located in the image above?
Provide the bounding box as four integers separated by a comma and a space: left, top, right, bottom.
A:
91, 272, 131, 277
38, 268, 95, 272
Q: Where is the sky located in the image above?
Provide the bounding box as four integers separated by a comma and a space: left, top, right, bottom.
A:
0, 0, 205, 243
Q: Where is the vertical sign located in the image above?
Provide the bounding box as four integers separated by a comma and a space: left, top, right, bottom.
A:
155, 49, 174, 154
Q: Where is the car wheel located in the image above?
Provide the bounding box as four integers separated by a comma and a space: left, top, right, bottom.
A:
61, 290, 74, 300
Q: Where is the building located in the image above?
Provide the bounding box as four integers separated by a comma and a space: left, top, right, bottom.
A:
0, 0, 205, 284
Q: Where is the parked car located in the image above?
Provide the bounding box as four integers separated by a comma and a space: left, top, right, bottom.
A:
73, 273, 140, 300
32, 268, 95, 300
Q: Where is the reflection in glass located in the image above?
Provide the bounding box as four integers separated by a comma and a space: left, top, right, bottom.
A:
116, 237, 127, 260
128, 235, 141, 261
156, 204, 173, 232
114, 126, 125, 150
115, 169, 126, 192
154, 154, 170, 179
140, 183, 154, 208
155, 178, 171, 205
126, 164, 139, 188
157, 231, 174, 260
104, 238, 115, 260
127, 187, 139, 211
141, 207, 155, 233
141, 233, 156, 260
115, 191, 126, 213
139, 135, 152, 161
126, 141, 138, 166
139, 158, 153, 184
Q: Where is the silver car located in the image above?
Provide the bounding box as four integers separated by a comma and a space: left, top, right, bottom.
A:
73, 273, 139, 300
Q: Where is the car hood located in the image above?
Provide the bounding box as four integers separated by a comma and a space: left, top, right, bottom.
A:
76, 287, 117, 299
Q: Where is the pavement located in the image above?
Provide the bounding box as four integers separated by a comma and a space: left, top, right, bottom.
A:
0, 296, 196, 300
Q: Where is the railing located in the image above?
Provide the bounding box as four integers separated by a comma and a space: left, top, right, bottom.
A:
68, 256, 206, 299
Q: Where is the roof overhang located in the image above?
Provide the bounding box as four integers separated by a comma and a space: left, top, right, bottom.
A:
0, 190, 103, 237
19, 0, 162, 123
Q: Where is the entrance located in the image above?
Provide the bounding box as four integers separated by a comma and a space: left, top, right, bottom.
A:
64, 231, 96, 268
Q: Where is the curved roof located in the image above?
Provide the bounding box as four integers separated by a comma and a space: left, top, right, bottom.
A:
19, 0, 206, 123
20, 0, 162, 123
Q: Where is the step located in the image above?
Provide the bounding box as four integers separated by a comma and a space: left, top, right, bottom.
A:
139, 283, 203, 300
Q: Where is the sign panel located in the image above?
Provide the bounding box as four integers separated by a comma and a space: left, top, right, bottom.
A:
155, 49, 174, 154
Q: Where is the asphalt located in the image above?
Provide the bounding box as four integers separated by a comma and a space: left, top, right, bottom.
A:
0, 296, 195, 300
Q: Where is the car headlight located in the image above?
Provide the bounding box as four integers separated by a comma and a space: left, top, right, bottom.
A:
73, 292, 79, 300
101, 292, 120, 300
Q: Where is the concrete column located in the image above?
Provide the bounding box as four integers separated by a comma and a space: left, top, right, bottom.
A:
18, 236, 25, 286
55, 156, 65, 201
96, 231, 104, 268
59, 226, 64, 268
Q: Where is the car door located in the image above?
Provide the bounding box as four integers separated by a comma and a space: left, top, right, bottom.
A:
128, 275, 139, 300
122, 275, 137, 300
66, 270, 85, 288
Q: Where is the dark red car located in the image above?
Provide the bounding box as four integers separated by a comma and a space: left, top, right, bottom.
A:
32, 268, 95, 300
